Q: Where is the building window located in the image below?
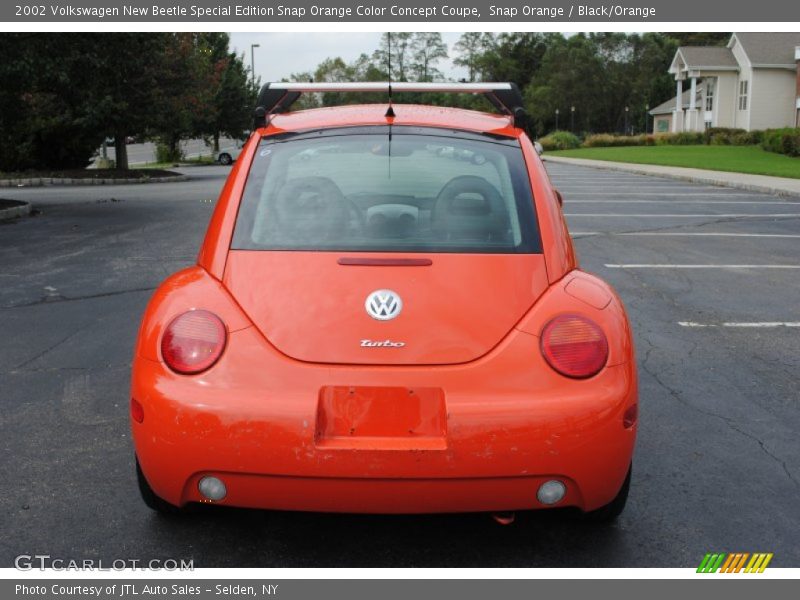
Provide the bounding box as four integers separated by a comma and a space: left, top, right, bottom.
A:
656, 118, 669, 133
705, 79, 715, 111
738, 80, 748, 111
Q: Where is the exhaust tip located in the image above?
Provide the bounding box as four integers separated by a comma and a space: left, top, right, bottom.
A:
491, 512, 516, 525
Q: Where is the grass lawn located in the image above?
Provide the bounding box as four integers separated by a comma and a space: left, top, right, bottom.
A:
0, 168, 180, 180
132, 156, 217, 169
549, 145, 800, 179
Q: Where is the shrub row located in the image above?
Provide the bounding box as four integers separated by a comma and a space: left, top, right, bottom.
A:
559, 127, 800, 156
582, 132, 705, 147
537, 131, 581, 151
761, 128, 800, 157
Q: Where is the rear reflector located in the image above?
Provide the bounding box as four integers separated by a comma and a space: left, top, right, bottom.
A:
161, 310, 227, 374
198, 476, 227, 501
541, 314, 608, 379
130, 397, 144, 423
623, 404, 638, 428
537, 480, 566, 505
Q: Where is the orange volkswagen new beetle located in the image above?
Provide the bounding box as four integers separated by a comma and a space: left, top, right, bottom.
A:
131, 82, 637, 521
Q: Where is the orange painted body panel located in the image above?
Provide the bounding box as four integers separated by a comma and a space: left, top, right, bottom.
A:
132, 309, 636, 512
223, 251, 550, 365
132, 103, 637, 515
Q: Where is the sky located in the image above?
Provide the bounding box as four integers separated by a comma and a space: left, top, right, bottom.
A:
229, 32, 468, 84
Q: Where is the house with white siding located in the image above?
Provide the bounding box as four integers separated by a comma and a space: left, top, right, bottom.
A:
650, 32, 800, 133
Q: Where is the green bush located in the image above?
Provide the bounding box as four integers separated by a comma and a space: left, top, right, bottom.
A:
670, 132, 706, 145
584, 134, 650, 147
556, 128, 799, 154
648, 132, 703, 145
704, 127, 747, 145
761, 128, 800, 155
155, 143, 183, 164
583, 133, 616, 147
580, 132, 705, 147
733, 130, 763, 146
538, 130, 581, 151
780, 132, 800, 157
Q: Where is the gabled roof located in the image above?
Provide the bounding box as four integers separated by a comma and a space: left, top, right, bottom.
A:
649, 83, 705, 116
731, 32, 800, 67
670, 32, 800, 75
673, 47, 738, 71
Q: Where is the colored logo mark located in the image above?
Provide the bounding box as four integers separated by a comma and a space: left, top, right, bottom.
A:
697, 553, 773, 573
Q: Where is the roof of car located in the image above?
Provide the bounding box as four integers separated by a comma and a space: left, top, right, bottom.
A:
263, 104, 519, 137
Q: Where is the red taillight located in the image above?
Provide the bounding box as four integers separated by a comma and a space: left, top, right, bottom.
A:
541, 314, 608, 379
161, 310, 227, 374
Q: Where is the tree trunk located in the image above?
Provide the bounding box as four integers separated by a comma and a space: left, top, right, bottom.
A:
114, 134, 128, 171
169, 134, 181, 162
213, 132, 220, 153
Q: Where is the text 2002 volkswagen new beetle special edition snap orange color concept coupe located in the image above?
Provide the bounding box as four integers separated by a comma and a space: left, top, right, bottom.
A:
130, 82, 638, 521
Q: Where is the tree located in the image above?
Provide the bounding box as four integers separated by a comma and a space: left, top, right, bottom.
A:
209, 52, 251, 151
409, 33, 448, 82
190, 34, 251, 152
373, 32, 413, 81
524, 34, 605, 134
92, 33, 175, 170
628, 33, 680, 133
0, 33, 253, 172
151, 33, 218, 163
474, 33, 556, 90
0, 34, 106, 171
667, 33, 730, 46
352, 52, 388, 82
453, 32, 486, 82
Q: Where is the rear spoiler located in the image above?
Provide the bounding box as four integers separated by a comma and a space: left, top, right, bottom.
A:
253, 82, 528, 131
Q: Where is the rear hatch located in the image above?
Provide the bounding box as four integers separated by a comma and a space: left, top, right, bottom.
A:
224, 125, 547, 366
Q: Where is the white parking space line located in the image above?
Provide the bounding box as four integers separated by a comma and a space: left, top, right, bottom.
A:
555, 184, 724, 191
562, 192, 760, 196
567, 199, 800, 205
565, 213, 800, 218
551, 180, 652, 183
572, 232, 800, 238
679, 321, 800, 328
605, 264, 800, 269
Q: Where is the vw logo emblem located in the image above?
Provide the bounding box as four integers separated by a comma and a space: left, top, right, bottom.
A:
365, 289, 402, 321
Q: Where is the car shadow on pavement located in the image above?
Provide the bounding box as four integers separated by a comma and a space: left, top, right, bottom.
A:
137, 503, 630, 568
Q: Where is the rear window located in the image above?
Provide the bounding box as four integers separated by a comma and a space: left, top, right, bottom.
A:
231, 128, 541, 253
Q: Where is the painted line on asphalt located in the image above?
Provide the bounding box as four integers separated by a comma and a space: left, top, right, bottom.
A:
567, 199, 800, 205
679, 321, 800, 328
571, 232, 800, 238
562, 192, 760, 196
554, 179, 705, 183
565, 213, 800, 218
605, 264, 800, 269
557, 186, 735, 191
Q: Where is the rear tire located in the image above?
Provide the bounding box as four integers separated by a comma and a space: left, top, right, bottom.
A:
136, 457, 183, 515
218, 153, 232, 165
581, 464, 631, 523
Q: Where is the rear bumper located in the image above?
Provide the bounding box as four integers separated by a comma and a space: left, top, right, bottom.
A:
182, 473, 586, 514
132, 326, 637, 514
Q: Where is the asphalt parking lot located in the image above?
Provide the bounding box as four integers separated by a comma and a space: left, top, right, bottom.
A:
0, 163, 798, 568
